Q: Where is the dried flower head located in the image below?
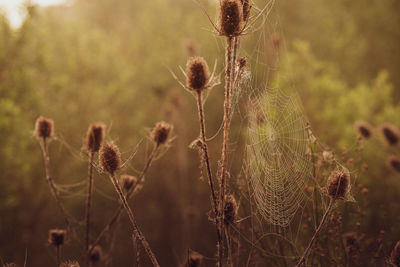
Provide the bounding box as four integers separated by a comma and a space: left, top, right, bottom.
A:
85, 123, 105, 152
219, 0, 244, 37
34, 116, 54, 139
186, 251, 203, 267
381, 124, 400, 146
99, 143, 121, 174
89, 245, 102, 263
120, 174, 138, 192
224, 194, 238, 225
388, 156, 400, 173
356, 122, 373, 139
151, 121, 173, 145
60, 261, 80, 267
186, 57, 210, 91
326, 169, 350, 199
240, 0, 251, 22
48, 229, 66, 246
391, 241, 400, 266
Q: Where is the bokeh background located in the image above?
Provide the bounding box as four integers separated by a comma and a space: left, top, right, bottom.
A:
1, 0, 400, 266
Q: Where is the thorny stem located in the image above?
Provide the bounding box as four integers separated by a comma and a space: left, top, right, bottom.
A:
40, 137, 81, 246
296, 199, 335, 267
195, 91, 223, 264
219, 36, 234, 266
85, 151, 95, 266
109, 172, 160, 267
90, 145, 159, 252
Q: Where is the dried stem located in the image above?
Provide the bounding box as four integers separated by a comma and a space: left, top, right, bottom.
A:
90, 145, 159, 251
195, 91, 223, 262
85, 151, 95, 266
296, 199, 335, 266
108, 172, 160, 267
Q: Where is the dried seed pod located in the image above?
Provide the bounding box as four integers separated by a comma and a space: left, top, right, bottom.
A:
120, 174, 138, 192
151, 121, 173, 145
219, 0, 244, 37
391, 241, 400, 266
388, 156, 400, 173
89, 245, 102, 263
381, 124, 400, 146
186, 57, 210, 92
48, 229, 66, 246
224, 194, 238, 225
326, 169, 350, 199
85, 123, 105, 152
35, 116, 54, 139
99, 143, 121, 174
355, 122, 373, 139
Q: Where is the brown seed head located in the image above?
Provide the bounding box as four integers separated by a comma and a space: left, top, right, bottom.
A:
48, 229, 66, 246
120, 174, 138, 192
35, 116, 54, 139
391, 241, 400, 266
85, 123, 105, 152
224, 194, 238, 225
89, 245, 102, 263
356, 122, 373, 139
99, 143, 121, 174
186, 57, 210, 91
388, 156, 400, 173
326, 169, 350, 199
60, 261, 80, 267
381, 124, 400, 146
151, 121, 173, 145
240, 0, 251, 22
219, 0, 244, 37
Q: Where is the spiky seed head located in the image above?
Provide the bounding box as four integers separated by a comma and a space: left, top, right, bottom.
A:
35, 116, 54, 139
356, 122, 373, 139
326, 169, 350, 199
381, 124, 400, 146
151, 121, 173, 145
48, 229, 66, 246
224, 194, 238, 225
219, 0, 244, 37
186, 251, 203, 267
120, 174, 138, 192
85, 123, 105, 152
89, 245, 102, 263
60, 261, 80, 267
186, 57, 210, 92
388, 156, 400, 173
240, 0, 251, 22
391, 241, 400, 266
99, 143, 121, 174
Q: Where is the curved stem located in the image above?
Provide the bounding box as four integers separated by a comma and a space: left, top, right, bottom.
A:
85, 151, 95, 266
109, 172, 159, 267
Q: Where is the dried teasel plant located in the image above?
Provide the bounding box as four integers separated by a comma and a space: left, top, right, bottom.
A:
355, 121, 373, 140
381, 123, 400, 146
49, 229, 67, 266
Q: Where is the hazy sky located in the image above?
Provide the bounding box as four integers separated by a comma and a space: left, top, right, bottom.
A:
0, 0, 66, 27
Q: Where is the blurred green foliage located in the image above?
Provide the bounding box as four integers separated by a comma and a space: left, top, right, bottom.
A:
0, 0, 399, 265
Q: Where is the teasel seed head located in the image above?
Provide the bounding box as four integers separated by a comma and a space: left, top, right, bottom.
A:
151, 121, 173, 146
326, 169, 350, 200
85, 123, 105, 153
240, 0, 251, 22
48, 229, 66, 246
388, 156, 400, 173
89, 245, 103, 263
381, 124, 400, 146
391, 241, 400, 266
224, 194, 238, 225
99, 143, 121, 175
355, 122, 373, 139
120, 174, 138, 192
219, 0, 244, 37
186, 57, 210, 92
34, 116, 54, 139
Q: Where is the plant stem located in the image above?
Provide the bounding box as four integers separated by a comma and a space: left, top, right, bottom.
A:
56, 245, 61, 267
85, 151, 95, 266
109, 172, 159, 267
296, 199, 335, 267
196, 91, 223, 264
